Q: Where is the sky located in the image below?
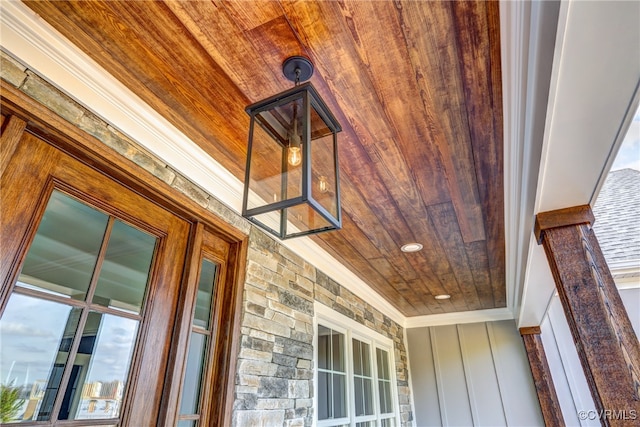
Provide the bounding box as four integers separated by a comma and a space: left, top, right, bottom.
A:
611, 106, 640, 171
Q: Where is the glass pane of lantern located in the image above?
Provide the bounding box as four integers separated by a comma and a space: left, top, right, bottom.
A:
247, 115, 285, 211
286, 204, 332, 236
310, 106, 338, 220
283, 97, 303, 202
248, 97, 304, 212
251, 210, 282, 235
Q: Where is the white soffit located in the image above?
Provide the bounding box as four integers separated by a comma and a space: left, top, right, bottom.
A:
501, 0, 560, 328
536, 0, 640, 213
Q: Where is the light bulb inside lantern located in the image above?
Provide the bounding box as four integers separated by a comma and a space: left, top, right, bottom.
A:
319, 175, 329, 193
287, 101, 302, 166
288, 146, 302, 166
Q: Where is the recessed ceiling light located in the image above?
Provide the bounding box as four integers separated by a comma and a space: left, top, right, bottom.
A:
401, 243, 423, 253
435, 294, 451, 300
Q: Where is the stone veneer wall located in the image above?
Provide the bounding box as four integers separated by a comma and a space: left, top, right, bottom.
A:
237, 229, 412, 426
1, 51, 413, 427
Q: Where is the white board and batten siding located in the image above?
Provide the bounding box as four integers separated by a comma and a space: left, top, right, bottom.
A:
407, 320, 544, 427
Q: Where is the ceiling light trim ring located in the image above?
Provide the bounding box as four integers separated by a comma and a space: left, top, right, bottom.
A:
401, 243, 423, 253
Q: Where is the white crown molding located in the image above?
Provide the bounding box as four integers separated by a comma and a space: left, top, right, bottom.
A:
500, 0, 529, 320
404, 307, 514, 329
501, 0, 563, 327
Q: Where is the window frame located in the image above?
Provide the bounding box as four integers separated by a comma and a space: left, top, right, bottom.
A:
350, 333, 377, 424
314, 302, 401, 427
164, 224, 233, 427
174, 252, 220, 426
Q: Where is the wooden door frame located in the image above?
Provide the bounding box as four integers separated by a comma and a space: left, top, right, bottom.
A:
1, 82, 247, 426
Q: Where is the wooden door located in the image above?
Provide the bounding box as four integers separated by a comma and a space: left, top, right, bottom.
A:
1, 115, 190, 426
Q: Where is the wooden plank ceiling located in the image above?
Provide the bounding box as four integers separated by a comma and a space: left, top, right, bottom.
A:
25, 0, 504, 317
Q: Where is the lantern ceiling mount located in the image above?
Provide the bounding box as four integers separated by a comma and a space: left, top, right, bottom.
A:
282, 56, 314, 83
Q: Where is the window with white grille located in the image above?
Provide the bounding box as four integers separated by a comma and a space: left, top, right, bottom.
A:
315, 304, 400, 427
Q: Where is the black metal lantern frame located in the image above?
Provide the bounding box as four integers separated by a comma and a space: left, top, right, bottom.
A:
242, 57, 342, 239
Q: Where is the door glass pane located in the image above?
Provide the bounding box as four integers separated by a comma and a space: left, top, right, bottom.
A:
19, 191, 108, 300
177, 420, 196, 427
193, 260, 216, 329
94, 220, 155, 314
381, 418, 396, 427
62, 312, 139, 420
0, 294, 80, 422
179, 332, 206, 416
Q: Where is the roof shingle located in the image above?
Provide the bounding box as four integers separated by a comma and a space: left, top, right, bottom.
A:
593, 168, 640, 266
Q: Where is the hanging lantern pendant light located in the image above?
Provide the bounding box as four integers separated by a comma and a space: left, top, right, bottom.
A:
242, 56, 342, 239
